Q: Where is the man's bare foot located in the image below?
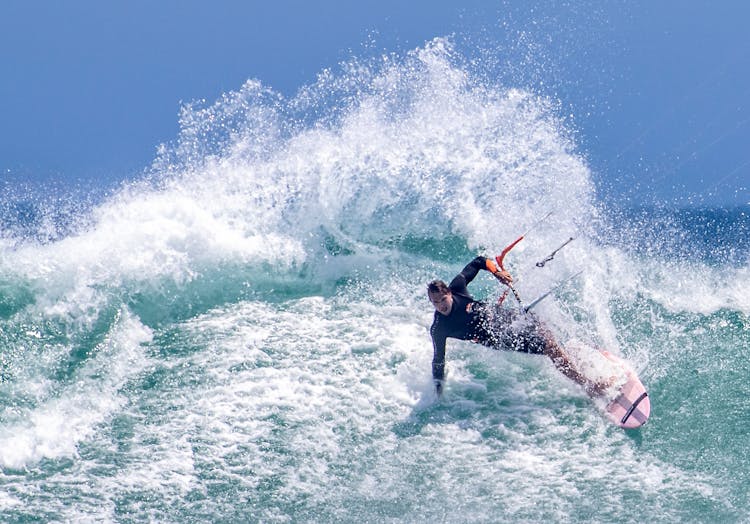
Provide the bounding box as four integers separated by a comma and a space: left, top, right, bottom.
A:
585, 375, 617, 397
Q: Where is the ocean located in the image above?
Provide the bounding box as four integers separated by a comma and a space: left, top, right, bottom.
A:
1, 39, 748, 522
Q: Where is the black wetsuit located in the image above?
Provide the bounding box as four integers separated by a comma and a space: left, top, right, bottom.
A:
430, 256, 548, 382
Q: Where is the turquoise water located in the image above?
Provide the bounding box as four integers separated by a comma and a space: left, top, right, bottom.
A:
1, 39, 748, 522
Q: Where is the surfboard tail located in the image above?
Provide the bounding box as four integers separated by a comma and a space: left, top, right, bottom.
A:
600, 352, 651, 429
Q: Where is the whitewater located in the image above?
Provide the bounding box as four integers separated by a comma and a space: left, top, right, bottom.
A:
1, 39, 748, 522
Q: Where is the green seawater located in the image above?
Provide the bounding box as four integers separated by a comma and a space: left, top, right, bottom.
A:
1, 226, 748, 522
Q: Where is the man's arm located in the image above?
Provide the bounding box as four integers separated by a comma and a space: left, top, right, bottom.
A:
430, 318, 447, 395
448, 256, 487, 295
449, 256, 512, 294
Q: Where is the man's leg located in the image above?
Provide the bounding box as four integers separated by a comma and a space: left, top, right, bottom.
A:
539, 330, 610, 396
493, 309, 611, 396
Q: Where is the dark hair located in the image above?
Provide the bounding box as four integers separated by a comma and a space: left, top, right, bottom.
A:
427, 280, 450, 295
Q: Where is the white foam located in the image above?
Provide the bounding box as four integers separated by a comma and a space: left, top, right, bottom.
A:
76, 290, 723, 520
0, 490, 22, 511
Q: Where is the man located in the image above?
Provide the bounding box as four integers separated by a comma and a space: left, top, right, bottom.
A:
428, 256, 600, 397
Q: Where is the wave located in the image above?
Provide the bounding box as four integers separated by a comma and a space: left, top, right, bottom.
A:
1, 37, 605, 325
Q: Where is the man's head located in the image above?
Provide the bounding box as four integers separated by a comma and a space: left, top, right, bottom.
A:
427, 280, 453, 316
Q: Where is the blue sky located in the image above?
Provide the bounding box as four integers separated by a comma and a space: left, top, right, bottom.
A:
1, 0, 748, 207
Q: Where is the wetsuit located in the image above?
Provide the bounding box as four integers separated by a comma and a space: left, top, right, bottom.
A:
430, 256, 548, 382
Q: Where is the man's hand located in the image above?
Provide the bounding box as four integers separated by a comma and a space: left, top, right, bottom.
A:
493, 269, 513, 285
485, 258, 513, 285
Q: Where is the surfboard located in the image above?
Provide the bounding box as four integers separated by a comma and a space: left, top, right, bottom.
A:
600, 351, 650, 429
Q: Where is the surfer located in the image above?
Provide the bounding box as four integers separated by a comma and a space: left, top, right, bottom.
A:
428, 256, 603, 397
